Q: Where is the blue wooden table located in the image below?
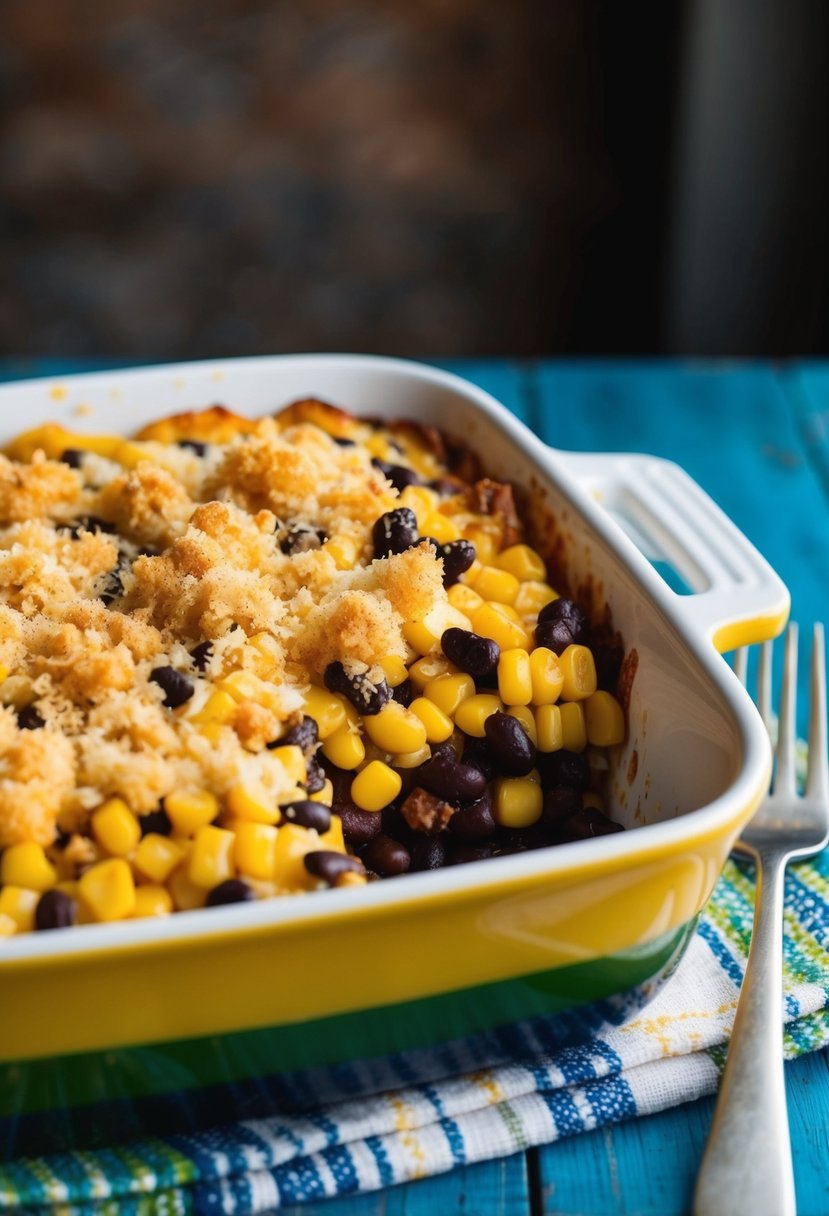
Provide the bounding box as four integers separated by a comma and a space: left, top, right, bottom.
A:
3, 358, 829, 1216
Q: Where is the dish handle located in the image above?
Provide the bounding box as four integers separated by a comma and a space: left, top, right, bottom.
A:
563, 451, 790, 652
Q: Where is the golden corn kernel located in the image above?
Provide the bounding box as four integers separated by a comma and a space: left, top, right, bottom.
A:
363, 701, 428, 754
320, 814, 346, 852
493, 778, 543, 828
390, 743, 432, 769
497, 648, 533, 706
361, 739, 392, 767
188, 825, 236, 889
0, 913, 16, 936
321, 722, 366, 770
0, 842, 57, 892
132, 885, 173, 918
133, 834, 186, 884
310, 778, 334, 806
558, 645, 598, 702
302, 686, 347, 739
91, 798, 141, 857
470, 602, 531, 652
323, 535, 360, 570
513, 581, 558, 619
460, 558, 483, 586
268, 744, 306, 784
535, 704, 563, 752
560, 701, 587, 751
447, 583, 485, 616
226, 783, 279, 825
399, 484, 439, 529
0, 665, 9, 685
167, 867, 206, 911
233, 821, 279, 880
164, 788, 220, 835
79, 859, 136, 922
409, 696, 454, 743
336, 870, 367, 888
215, 670, 264, 703
464, 526, 500, 565
424, 671, 475, 717
379, 655, 409, 688
0, 886, 39, 932
422, 511, 461, 544
199, 722, 225, 745
351, 760, 402, 812
584, 690, 626, 746
583, 791, 605, 811
529, 647, 564, 705
190, 690, 238, 726
409, 654, 454, 690
508, 705, 538, 747
494, 544, 547, 583
273, 823, 319, 891
474, 566, 520, 606
454, 693, 504, 738
404, 602, 472, 657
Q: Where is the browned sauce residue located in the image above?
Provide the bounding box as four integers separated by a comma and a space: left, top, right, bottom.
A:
627, 749, 639, 786
617, 647, 639, 712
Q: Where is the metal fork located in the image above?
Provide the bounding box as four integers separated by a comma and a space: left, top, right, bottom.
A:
694, 623, 829, 1216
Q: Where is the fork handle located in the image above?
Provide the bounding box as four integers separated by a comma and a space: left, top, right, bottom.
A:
693, 850, 796, 1216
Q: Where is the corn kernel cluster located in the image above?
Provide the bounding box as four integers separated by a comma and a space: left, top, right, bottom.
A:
0, 400, 626, 937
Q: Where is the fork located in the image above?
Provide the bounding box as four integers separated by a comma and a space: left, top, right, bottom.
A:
693, 623, 829, 1216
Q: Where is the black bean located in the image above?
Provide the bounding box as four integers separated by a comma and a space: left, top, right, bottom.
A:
535, 598, 590, 654
139, 807, 173, 837
593, 641, 623, 692
333, 436, 356, 447
304, 850, 364, 885
177, 439, 208, 456
563, 807, 625, 840
206, 878, 256, 906
391, 678, 413, 708
371, 459, 421, 493
542, 785, 582, 824
484, 712, 536, 776
449, 790, 496, 842
35, 889, 76, 931
440, 627, 499, 683
414, 536, 442, 553
381, 803, 413, 843
59, 448, 84, 469
537, 750, 590, 790
409, 834, 448, 871
99, 561, 125, 606
320, 758, 354, 803
338, 803, 383, 847
271, 714, 319, 756
303, 755, 327, 794
461, 737, 496, 782
448, 841, 499, 865
17, 704, 45, 730
149, 666, 195, 709
372, 507, 418, 558
417, 748, 487, 805
364, 833, 411, 876
190, 640, 213, 672
280, 800, 331, 833
440, 539, 476, 588
324, 661, 391, 716
280, 523, 328, 555
429, 476, 461, 496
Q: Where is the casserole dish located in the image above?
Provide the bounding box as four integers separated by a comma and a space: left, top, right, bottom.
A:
0, 355, 788, 1159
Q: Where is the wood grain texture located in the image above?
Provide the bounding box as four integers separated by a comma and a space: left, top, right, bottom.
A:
1, 357, 828, 1216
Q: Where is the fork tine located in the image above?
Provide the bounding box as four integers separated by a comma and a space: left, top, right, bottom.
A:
757, 639, 774, 737
775, 623, 799, 797
733, 646, 748, 686
806, 622, 829, 802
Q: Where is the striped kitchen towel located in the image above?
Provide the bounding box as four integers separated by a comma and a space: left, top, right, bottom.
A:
2, 849, 829, 1215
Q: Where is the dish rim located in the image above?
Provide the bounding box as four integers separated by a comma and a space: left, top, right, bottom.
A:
0, 353, 774, 964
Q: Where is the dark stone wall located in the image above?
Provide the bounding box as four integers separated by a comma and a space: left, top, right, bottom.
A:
0, 0, 617, 357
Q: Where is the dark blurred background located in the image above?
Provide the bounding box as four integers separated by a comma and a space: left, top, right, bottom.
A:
0, 0, 827, 359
